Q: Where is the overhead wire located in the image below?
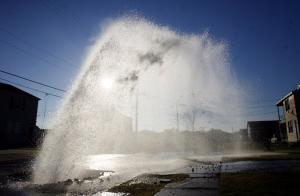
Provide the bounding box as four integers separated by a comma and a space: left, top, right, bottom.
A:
0, 27, 77, 68
0, 77, 63, 98
0, 68, 66, 92
0, 39, 75, 72
39, 0, 82, 28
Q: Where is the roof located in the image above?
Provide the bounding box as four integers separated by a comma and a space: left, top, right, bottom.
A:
276, 88, 300, 106
248, 120, 279, 124
276, 92, 293, 106
0, 82, 40, 100
247, 120, 279, 127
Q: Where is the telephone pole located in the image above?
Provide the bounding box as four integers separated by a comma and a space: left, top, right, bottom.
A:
176, 103, 179, 131
135, 87, 139, 133
42, 93, 49, 128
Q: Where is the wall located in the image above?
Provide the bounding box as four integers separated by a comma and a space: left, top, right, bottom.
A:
0, 88, 39, 148
283, 94, 300, 142
247, 121, 279, 146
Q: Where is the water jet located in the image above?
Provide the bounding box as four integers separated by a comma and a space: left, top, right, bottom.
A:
32, 16, 244, 186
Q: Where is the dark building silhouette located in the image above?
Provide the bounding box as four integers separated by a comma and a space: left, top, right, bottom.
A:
239, 128, 249, 141
276, 85, 300, 143
247, 120, 280, 147
0, 83, 40, 148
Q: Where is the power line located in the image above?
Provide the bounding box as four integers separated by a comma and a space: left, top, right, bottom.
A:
246, 106, 278, 111
0, 27, 77, 68
246, 111, 277, 116
0, 39, 75, 72
0, 77, 62, 98
40, 0, 82, 28
246, 99, 279, 103
0, 68, 66, 92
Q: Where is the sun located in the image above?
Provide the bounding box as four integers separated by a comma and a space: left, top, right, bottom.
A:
101, 77, 114, 90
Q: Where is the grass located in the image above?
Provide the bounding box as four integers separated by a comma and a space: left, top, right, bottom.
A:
108, 174, 188, 196
220, 171, 300, 196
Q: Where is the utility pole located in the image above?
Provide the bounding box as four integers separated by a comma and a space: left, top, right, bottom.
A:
176, 103, 179, 131
175, 96, 184, 132
192, 109, 196, 131
42, 93, 49, 128
176, 103, 179, 132
277, 106, 282, 141
135, 87, 139, 133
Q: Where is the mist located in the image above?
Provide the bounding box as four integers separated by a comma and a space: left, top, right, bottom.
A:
32, 16, 245, 184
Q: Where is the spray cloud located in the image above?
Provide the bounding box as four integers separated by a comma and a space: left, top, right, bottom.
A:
33, 16, 244, 184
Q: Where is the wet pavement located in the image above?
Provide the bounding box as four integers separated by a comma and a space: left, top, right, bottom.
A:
221, 160, 300, 172
156, 189, 218, 196
156, 162, 221, 196
156, 159, 300, 196
1, 152, 300, 195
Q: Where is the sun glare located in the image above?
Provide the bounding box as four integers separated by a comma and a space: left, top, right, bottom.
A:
101, 77, 114, 90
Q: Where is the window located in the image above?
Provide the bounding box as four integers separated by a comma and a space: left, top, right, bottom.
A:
288, 121, 293, 133
285, 99, 290, 111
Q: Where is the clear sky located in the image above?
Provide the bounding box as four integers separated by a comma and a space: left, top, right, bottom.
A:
0, 0, 299, 129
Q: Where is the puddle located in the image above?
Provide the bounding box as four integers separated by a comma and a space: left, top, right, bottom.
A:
1, 154, 300, 195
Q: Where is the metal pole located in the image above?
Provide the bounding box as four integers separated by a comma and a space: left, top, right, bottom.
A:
135, 88, 139, 133
176, 103, 179, 131
277, 106, 280, 121
42, 93, 49, 128
277, 106, 282, 142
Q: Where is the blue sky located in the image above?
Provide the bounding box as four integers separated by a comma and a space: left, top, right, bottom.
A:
0, 0, 299, 129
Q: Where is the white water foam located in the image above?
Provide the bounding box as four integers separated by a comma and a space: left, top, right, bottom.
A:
33, 16, 244, 184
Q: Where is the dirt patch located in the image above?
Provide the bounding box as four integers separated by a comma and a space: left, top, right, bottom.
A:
108, 174, 188, 196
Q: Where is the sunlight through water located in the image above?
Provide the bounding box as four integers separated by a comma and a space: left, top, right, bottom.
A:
32, 16, 245, 184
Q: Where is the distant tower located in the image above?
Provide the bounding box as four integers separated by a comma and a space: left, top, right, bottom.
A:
135, 87, 139, 133
176, 104, 179, 131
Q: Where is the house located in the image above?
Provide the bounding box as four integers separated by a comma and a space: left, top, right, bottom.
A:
247, 121, 280, 146
0, 82, 40, 148
239, 128, 249, 141
276, 85, 300, 143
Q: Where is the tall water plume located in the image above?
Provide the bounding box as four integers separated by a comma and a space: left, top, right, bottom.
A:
33, 16, 245, 184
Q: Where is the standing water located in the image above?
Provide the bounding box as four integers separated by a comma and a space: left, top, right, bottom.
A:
32, 16, 244, 185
